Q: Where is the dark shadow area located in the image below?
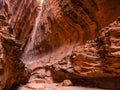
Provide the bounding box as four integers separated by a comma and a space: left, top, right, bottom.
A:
71, 76, 120, 90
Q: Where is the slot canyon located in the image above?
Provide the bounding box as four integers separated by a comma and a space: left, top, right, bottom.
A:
0, 0, 120, 90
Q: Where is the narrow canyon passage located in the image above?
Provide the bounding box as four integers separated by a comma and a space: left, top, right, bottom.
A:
0, 0, 120, 90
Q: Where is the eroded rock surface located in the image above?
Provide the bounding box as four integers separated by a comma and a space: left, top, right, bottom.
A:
48, 17, 120, 89
0, 35, 30, 90
17, 18, 120, 90
7, 0, 120, 63
0, 6, 30, 90
0, 0, 120, 90
9, 0, 120, 90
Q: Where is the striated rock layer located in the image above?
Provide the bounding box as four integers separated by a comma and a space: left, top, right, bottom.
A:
49, 18, 120, 85
7, 0, 120, 63
0, 35, 30, 90
0, 1, 30, 89
0, 0, 120, 90
7, 0, 120, 89
18, 17, 120, 90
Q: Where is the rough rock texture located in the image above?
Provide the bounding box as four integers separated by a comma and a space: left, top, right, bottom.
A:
8, 0, 120, 63
17, 18, 120, 89
0, 0, 120, 90
0, 35, 30, 90
7, 0, 120, 90
9, 0, 39, 44
0, 1, 30, 89
48, 18, 120, 89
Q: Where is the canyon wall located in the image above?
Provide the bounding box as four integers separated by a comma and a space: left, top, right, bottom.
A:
48, 18, 120, 89
0, 11, 30, 90
0, 0, 120, 89
9, 0, 39, 44
11, 0, 120, 64
7, 0, 120, 63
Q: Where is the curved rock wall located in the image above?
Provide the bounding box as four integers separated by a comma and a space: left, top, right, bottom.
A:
47, 17, 120, 89
18, 0, 120, 63
0, 0, 120, 90
6, 0, 120, 79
